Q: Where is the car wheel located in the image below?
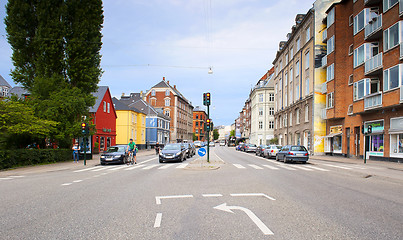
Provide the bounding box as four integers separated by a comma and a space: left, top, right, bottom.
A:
275, 155, 279, 161
283, 157, 288, 163
159, 158, 163, 163
101, 162, 105, 165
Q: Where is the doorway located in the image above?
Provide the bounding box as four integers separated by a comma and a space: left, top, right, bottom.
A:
354, 126, 360, 156
346, 128, 350, 157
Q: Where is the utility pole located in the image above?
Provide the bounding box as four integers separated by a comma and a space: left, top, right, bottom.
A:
203, 92, 211, 162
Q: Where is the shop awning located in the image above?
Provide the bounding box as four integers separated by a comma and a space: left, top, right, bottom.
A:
324, 132, 342, 138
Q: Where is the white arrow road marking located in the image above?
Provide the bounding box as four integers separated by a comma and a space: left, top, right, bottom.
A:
233, 164, 246, 169
230, 193, 276, 201
214, 203, 274, 235
154, 213, 162, 228
155, 195, 194, 205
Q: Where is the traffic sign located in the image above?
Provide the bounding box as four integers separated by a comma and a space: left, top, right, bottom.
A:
198, 148, 207, 157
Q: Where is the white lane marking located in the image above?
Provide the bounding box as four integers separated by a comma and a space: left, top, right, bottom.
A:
139, 157, 158, 165
304, 165, 330, 172
176, 163, 188, 169
323, 164, 352, 170
340, 164, 367, 169
248, 164, 264, 170
61, 183, 72, 186
108, 165, 128, 171
291, 165, 313, 171
276, 164, 297, 170
263, 165, 279, 170
230, 193, 276, 201
124, 165, 144, 171
155, 195, 194, 205
92, 175, 101, 178
202, 194, 223, 197
213, 151, 225, 163
158, 164, 172, 169
233, 164, 246, 169
74, 166, 103, 172
142, 164, 159, 170
9, 176, 25, 178
92, 166, 115, 172
154, 213, 162, 228
0, 177, 13, 180
73, 180, 83, 183
214, 203, 274, 235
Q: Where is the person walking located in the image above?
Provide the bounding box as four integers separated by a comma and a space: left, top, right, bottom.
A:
127, 139, 137, 164
72, 143, 80, 163
155, 142, 160, 155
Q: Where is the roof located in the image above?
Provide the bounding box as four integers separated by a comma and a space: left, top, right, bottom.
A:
112, 97, 133, 111
9, 86, 30, 99
149, 80, 192, 107
89, 86, 108, 113
0, 74, 12, 88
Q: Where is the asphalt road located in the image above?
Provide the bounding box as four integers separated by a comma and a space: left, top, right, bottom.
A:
1, 146, 402, 239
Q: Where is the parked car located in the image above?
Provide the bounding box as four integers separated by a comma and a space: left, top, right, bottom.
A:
209, 141, 215, 147
219, 140, 226, 146
276, 145, 309, 163
264, 145, 283, 159
235, 143, 245, 151
256, 145, 267, 157
183, 143, 195, 158
159, 143, 187, 163
194, 141, 202, 148
100, 145, 128, 165
244, 144, 257, 153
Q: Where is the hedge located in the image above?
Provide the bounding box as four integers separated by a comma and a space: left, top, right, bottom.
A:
0, 149, 73, 170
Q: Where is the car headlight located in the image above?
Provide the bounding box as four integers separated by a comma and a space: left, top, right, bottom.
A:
113, 155, 121, 159
175, 152, 181, 156
100, 156, 105, 159
159, 152, 164, 157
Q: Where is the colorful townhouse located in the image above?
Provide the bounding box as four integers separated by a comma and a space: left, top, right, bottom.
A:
193, 106, 207, 141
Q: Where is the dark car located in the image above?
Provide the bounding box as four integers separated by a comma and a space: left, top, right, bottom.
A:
256, 145, 267, 157
276, 145, 309, 163
236, 143, 245, 151
100, 145, 128, 165
183, 143, 195, 158
159, 143, 187, 163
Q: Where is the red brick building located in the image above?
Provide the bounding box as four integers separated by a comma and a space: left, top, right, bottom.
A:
193, 106, 207, 141
322, 0, 403, 161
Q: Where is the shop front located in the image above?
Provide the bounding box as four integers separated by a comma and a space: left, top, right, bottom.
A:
389, 117, 403, 160
364, 120, 384, 159
324, 125, 342, 155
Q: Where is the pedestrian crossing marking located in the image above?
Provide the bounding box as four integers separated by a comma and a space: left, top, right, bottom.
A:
276, 165, 297, 170
158, 164, 173, 169
248, 164, 264, 169
323, 164, 352, 170
124, 165, 144, 171
74, 166, 103, 173
108, 165, 128, 171
292, 165, 313, 171
176, 163, 189, 169
304, 165, 330, 172
233, 164, 246, 169
263, 165, 279, 170
92, 166, 116, 172
142, 164, 159, 170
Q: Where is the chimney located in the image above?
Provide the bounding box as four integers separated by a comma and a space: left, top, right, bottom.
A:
167, 81, 170, 85
121, 92, 125, 97
140, 90, 143, 97
163, 77, 165, 81
174, 85, 176, 89
279, 41, 286, 50
295, 14, 305, 25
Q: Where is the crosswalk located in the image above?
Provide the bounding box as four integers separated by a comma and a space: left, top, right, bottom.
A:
73, 163, 189, 173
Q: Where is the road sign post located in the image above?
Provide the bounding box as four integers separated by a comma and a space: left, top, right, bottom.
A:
203, 93, 211, 163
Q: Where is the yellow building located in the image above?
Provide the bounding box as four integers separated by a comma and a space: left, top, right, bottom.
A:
113, 97, 146, 147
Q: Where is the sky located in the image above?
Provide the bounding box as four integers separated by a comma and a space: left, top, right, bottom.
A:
0, 0, 315, 126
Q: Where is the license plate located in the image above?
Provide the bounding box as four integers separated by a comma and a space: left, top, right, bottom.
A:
298, 154, 305, 156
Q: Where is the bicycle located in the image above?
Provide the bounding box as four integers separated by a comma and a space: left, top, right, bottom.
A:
127, 151, 134, 165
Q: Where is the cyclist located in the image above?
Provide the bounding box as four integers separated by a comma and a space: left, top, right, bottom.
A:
127, 138, 137, 165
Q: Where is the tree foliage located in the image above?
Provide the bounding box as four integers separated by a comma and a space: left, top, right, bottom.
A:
5, 0, 104, 148
213, 129, 219, 140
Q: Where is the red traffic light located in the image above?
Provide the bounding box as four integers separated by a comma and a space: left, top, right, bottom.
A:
81, 123, 86, 129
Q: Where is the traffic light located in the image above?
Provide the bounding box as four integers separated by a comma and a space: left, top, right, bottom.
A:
368, 125, 372, 134
81, 123, 87, 135
203, 93, 207, 106
206, 92, 211, 106
206, 119, 211, 131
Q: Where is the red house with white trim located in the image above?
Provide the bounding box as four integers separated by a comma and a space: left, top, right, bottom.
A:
90, 86, 117, 152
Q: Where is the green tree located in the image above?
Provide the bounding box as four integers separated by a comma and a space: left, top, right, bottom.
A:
213, 129, 219, 141
0, 98, 58, 149
5, 0, 104, 147
229, 130, 235, 137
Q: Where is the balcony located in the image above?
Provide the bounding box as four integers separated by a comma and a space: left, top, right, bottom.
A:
364, 14, 382, 40
364, 0, 381, 6
365, 53, 382, 75
364, 92, 382, 110
321, 55, 327, 68
322, 29, 327, 43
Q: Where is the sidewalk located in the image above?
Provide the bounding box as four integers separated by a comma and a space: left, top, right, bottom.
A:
0, 149, 156, 177
310, 154, 403, 171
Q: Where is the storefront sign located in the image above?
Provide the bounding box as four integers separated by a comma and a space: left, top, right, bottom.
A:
364, 120, 384, 133
330, 126, 342, 134
102, 128, 112, 133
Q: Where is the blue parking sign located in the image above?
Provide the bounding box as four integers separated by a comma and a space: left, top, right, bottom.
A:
198, 148, 207, 157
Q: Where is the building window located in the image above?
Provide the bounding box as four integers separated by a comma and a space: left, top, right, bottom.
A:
296, 109, 300, 124
326, 92, 334, 108
269, 121, 274, 129
164, 110, 170, 116
284, 114, 287, 127
259, 107, 263, 116
259, 93, 263, 102
384, 21, 401, 52
269, 107, 274, 116
151, 89, 156, 96
165, 90, 170, 96
131, 113, 134, 123
305, 78, 310, 96
285, 53, 289, 63
269, 93, 274, 101
196, 129, 198, 134
327, 8, 335, 27
295, 61, 300, 76
285, 72, 288, 87
259, 121, 263, 129
383, 64, 402, 91
383, 0, 399, 13
306, 26, 310, 43
289, 68, 293, 83
289, 112, 293, 126
279, 116, 282, 128
289, 88, 293, 105
165, 99, 170, 106
327, 64, 334, 82
103, 101, 106, 112
296, 38, 300, 51
107, 102, 110, 113
354, 43, 378, 68
327, 36, 334, 54
305, 51, 310, 69
284, 91, 288, 107
280, 60, 283, 70
305, 105, 309, 122
353, 9, 371, 35
290, 47, 294, 57
295, 84, 300, 101
275, 83, 278, 94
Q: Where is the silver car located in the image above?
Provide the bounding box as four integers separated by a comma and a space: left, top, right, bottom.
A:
244, 144, 257, 153
276, 145, 309, 163
263, 145, 282, 159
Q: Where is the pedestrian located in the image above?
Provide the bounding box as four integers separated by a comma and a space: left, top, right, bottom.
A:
72, 143, 80, 163
155, 142, 160, 155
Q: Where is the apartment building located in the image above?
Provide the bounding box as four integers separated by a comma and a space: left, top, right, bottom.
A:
193, 106, 207, 141
321, 0, 403, 161
249, 68, 276, 145
239, 98, 251, 141
273, 10, 316, 151
145, 78, 194, 143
